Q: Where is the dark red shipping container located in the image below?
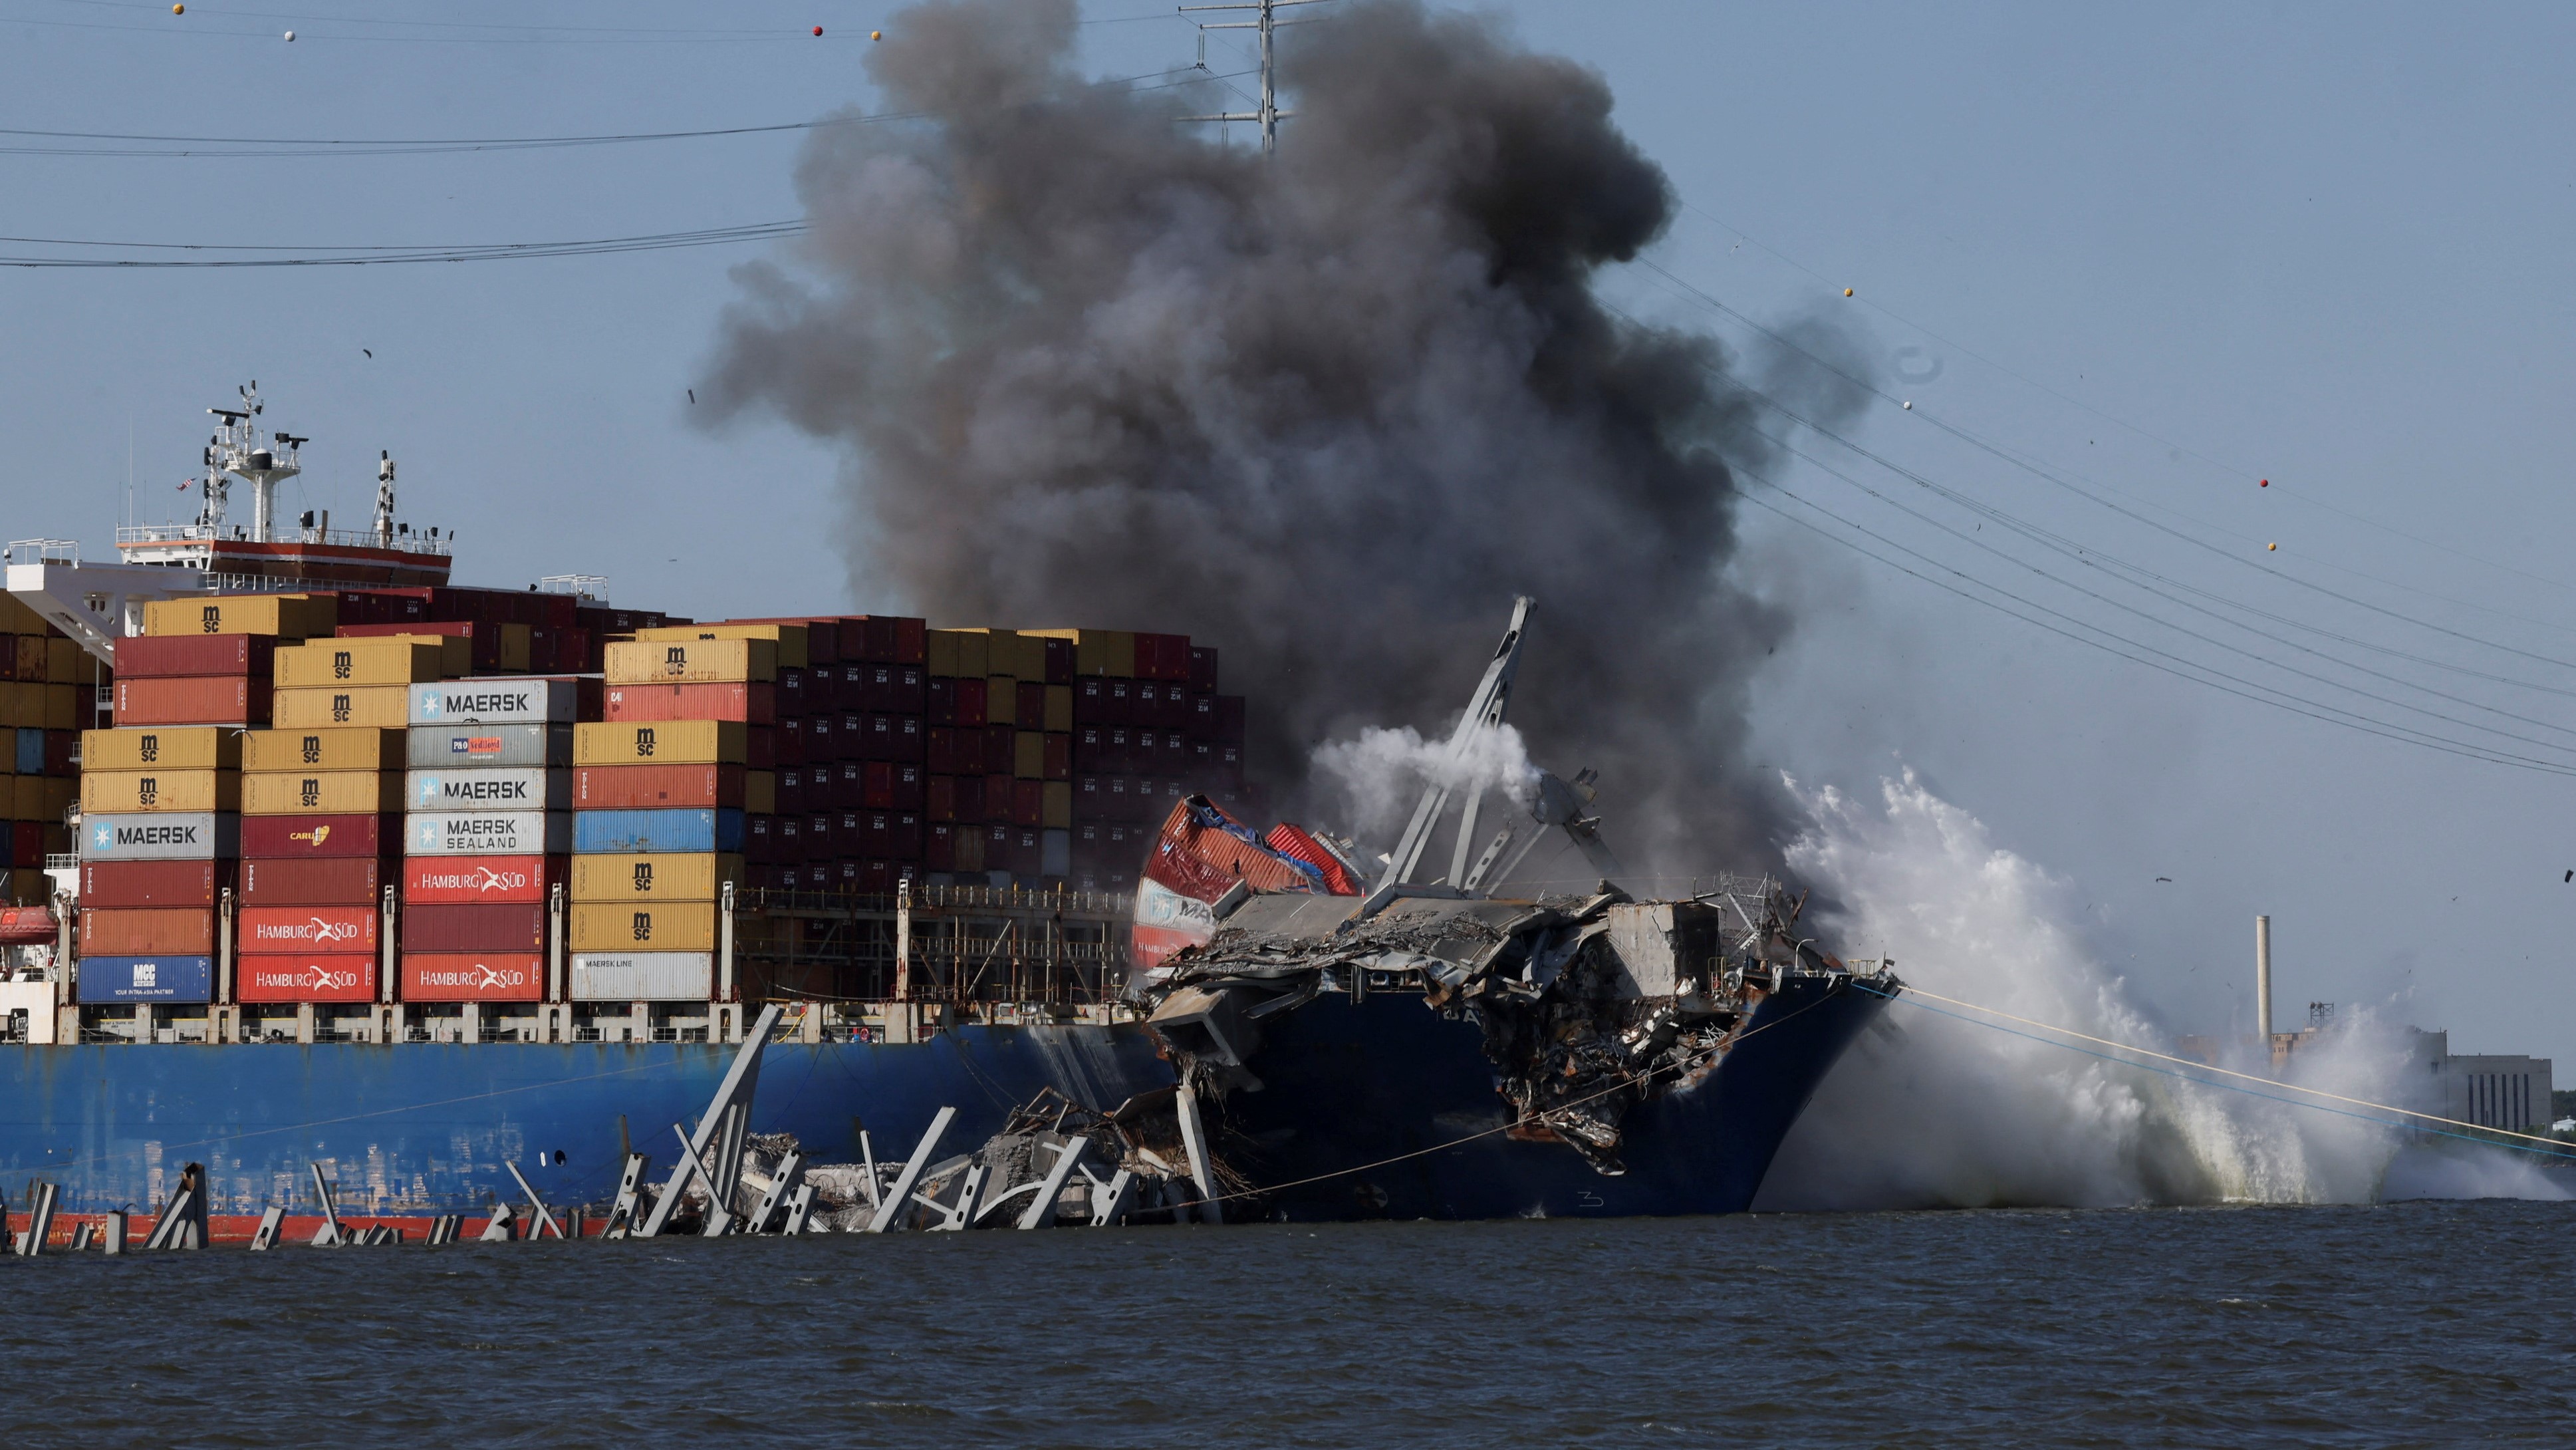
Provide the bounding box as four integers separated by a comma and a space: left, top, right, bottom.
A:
402, 902, 546, 952
1043, 733, 1071, 782
575, 763, 751, 810
240, 812, 399, 859
778, 716, 810, 767
1073, 676, 1126, 726
114, 675, 270, 726
891, 761, 924, 811
953, 676, 987, 730
12, 821, 42, 869
926, 774, 956, 823
1041, 636, 1073, 685
925, 821, 956, 871
81, 859, 231, 909
115, 633, 277, 678
404, 855, 559, 905
744, 813, 783, 864
602, 681, 775, 725
340, 618, 503, 672
982, 724, 1016, 777
1188, 645, 1219, 694
1011, 779, 1044, 829
776, 767, 813, 816
44, 728, 76, 775
81, 907, 213, 954
745, 726, 776, 771
328, 589, 430, 627
862, 760, 893, 811
777, 665, 806, 718
241, 856, 392, 905
982, 774, 1015, 825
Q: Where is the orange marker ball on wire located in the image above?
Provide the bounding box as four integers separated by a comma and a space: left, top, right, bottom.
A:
872, 31, 883, 41
2259, 478, 2269, 487
172, 3, 183, 12
2267, 543, 2278, 551
813, 25, 823, 36
1843, 288, 1854, 297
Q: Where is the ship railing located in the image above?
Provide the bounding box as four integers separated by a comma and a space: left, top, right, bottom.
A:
735, 885, 1135, 918
43, 853, 77, 871
4, 538, 80, 566
116, 523, 451, 557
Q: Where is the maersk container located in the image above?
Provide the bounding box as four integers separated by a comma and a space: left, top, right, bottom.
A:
407, 723, 574, 770
75, 954, 214, 1004
407, 811, 573, 857
569, 950, 713, 1001
572, 808, 746, 855
408, 677, 582, 726
81, 812, 241, 861
408, 768, 570, 812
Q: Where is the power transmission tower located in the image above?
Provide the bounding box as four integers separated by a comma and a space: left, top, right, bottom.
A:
1177, 0, 1329, 156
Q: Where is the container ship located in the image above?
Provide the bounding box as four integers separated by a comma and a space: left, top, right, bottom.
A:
0, 390, 1892, 1239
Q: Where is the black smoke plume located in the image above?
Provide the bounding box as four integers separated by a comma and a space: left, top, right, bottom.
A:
706, 0, 1872, 875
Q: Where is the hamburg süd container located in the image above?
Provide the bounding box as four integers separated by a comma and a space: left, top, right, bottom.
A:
81, 812, 241, 861
238, 812, 398, 859
75, 955, 215, 1004
572, 808, 746, 855
240, 856, 393, 906
406, 723, 574, 770
240, 727, 406, 773
407, 811, 573, 857
271, 685, 410, 730
568, 851, 744, 903
408, 768, 571, 812
240, 771, 407, 815
404, 855, 559, 905
239, 905, 379, 955
235, 953, 376, 1003
78, 860, 231, 909
408, 676, 583, 726
569, 950, 713, 1001
113, 676, 270, 727
401, 952, 543, 1003
80, 770, 241, 815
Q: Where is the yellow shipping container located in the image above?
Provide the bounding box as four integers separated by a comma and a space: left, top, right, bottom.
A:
573, 720, 748, 766
946, 628, 1043, 680
570, 901, 718, 954
42, 684, 74, 732
241, 770, 406, 815
1015, 730, 1045, 780
630, 623, 808, 670
241, 726, 407, 773
82, 726, 241, 771
271, 684, 411, 730
45, 638, 79, 684
569, 853, 746, 903
1043, 684, 1073, 733
924, 629, 989, 680
0, 682, 29, 728
82, 769, 241, 813
9, 775, 38, 822
334, 632, 472, 677
273, 639, 446, 688
601, 637, 776, 686
140, 593, 334, 640
0, 594, 47, 635
1043, 781, 1073, 830
1025, 628, 1134, 678
985, 675, 1019, 726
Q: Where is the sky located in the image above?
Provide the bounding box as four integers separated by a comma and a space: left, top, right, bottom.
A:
4, 1, 2574, 1064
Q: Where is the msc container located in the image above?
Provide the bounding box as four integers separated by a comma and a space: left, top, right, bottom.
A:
272, 639, 445, 689
407, 723, 575, 770
402, 902, 545, 952
630, 623, 807, 670
241, 770, 406, 815
240, 856, 392, 906
602, 682, 776, 725
271, 685, 410, 730
568, 901, 715, 953
1041, 827, 1072, 878
330, 626, 473, 676
239, 904, 379, 955
114, 676, 270, 727
235, 953, 376, 1003
404, 855, 560, 905
568, 851, 744, 903
79, 859, 230, 909
408, 676, 584, 726
1025, 628, 1135, 678
574, 720, 748, 767
76, 954, 215, 1004
80, 907, 214, 955
406, 811, 573, 857
924, 630, 988, 680
80, 770, 241, 815
114, 633, 277, 678
569, 951, 713, 1002
140, 593, 334, 640
81, 811, 240, 861
241, 727, 407, 773
572, 808, 746, 855
239, 811, 396, 859
573, 764, 771, 812
402, 952, 543, 1003
408, 768, 570, 813
602, 638, 777, 686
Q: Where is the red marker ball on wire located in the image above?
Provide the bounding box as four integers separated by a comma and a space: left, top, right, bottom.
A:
813, 26, 823, 36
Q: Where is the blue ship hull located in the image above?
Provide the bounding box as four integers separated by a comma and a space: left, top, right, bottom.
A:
0, 1026, 1175, 1220
1208, 973, 1890, 1221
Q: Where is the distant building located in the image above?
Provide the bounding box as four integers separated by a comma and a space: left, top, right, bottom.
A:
2410, 1030, 2553, 1133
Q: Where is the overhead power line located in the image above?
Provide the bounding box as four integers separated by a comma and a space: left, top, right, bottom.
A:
0, 220, 808, 267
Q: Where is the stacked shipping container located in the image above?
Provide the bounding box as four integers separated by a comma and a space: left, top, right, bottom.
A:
1041, 629, 1246, 893
404, 674, 582, 1008
0, 594, 93, 905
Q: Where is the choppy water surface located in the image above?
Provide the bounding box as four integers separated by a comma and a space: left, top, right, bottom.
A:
7, 1201, 2571, 1447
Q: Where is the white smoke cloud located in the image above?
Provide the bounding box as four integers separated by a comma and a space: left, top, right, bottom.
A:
1755, 771, 2565, 1208
1311, 718, 1537, 851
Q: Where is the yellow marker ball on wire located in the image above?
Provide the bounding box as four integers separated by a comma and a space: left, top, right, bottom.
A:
872, 30, 883, 40
1843, 288, 1854, 297
172, 3, 183, 12
2267, 543, 2277, 551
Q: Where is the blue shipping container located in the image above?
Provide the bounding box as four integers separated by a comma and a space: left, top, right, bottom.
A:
573, 808, 745, 855
15, 727, 42, 775
78, 956, 215, 1004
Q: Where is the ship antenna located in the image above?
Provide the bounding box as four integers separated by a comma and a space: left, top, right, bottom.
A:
1176, 0, 1329, 156
374, 450, 397, 545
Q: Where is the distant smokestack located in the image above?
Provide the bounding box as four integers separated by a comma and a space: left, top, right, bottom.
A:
2255, 915, 2274, 1046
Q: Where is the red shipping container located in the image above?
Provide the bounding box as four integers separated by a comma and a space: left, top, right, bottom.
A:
338, 619, 501, 672
114, 633, 277, 678
926, 774, 956, 822
926, 678, 957, 728
889, 811, 923, 861
241, 857, 391, 906
1131, 728, 1162, 774
925, 821, 956, 871
954, 676, 989, 730
953, 774, 987, 823
745, 726, 776, 771
1042, 733, 1071, 782
773, 815, 806, 864
328, 589, 430, 627
241, 813, 398, 859
114, 675, 269, 726
404, 855, 559, 905
777, 666, 807, 718
891, 761, 925, 811
982, 774, 1015, 824
402, 952, 543, 1002
1188, 692, 1218, 739
808, 813, 837, 859
575, 764, 751, 809
44, 729, 76, 774
778, 716, 810, 766
80, 907, 213, 955
402, 902, 545, 952
860, 664, 927, 714
11, 821, 42, 869
603, 682, 777, 725
1008, 825, 1044, 875
776, 768, 813, 816
983, 822, 1013, 870
80, 860, 229, 909
1073, 677, 1124, 726
1188, 646, 1219, 694
982, 724, 1016, 776
1041, 636, 1073, 685
744, 813, 783, 864
238, 953, 376, 1003
1012, 779, 1045, 829
240, 903, 378, 955
862, 760, 894, 810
